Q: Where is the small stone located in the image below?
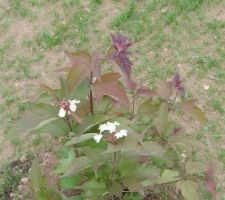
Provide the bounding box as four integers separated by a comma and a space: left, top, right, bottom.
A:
20, 155, 27, 162
204, 85, 210, 90
10, 193, 15, 197
21, 177, 29, 184
18, 184, 23, 191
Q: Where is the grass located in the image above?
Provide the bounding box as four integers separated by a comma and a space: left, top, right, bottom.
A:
0, 0, 225, 198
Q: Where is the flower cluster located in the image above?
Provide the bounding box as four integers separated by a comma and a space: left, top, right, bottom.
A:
58, 99, 80, 118
94, 121, 128, 143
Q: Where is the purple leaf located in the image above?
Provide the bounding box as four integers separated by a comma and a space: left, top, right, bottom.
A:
108, 33, 133, 84
137, 87, 157, 98
172, 72, 185, 96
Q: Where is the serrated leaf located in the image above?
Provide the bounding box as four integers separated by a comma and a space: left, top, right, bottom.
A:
181, 100, 207, 124
156, 80, 173, 100
176, 180, 199, 200
93, 73, 130, 107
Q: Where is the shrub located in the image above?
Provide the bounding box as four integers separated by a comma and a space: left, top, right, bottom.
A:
8, 33, 215, 200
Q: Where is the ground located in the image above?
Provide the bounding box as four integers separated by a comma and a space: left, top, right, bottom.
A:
0, 0, 224, 199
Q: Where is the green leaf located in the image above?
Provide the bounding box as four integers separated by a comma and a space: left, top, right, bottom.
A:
140, 141, 165, 156
176, 180, 199, 200
82, 180, 107, 200
55, 149, 75, 174
185, 160, 206, 175
65, 133, 96, 146
181, 100, 207, 124
60, 77, 69, 98
7, 112, 53, 141
59, 174, 83, 189
137, 99, 161, 117
72, 114, 115, 135
40, 84, 60, 101
154, 102, 169, 134
30, 118, 69, 136
30, 161, 63, 200
67, 65, 88, 94
156, 169, 180, 184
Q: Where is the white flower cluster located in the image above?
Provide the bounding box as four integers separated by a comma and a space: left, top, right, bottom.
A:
58, 99, 80, 118
93, 121, 128, 143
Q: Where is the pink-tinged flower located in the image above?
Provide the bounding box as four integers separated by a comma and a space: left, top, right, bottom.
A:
172, 72, 185, 96
58, 99, 80, 118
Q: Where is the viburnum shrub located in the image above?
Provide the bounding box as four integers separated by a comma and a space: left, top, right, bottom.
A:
9, 33, 216, 200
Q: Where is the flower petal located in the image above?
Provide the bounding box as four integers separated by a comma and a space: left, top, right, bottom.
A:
58, 108, 66, 118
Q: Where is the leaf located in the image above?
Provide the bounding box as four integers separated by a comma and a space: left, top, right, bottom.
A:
181, 100, 207, 124
59, 174, 83, 189
172, 72, 185, 96
137, 99, 161, 117
156, 80, 173, 100
55, 149, 75, 174
70, 112, 82, 124
137, 87, 157, 98
31, 161, 63, 200
156, 169, 180, 184
65, 51, 92, 67
154, 102, 169, 134
186, 160, 206, 175
7, 111, 53, 141
67, 65, 88, 94
140, 141, 165, 156
93, 73, 130, 107
60, 77, 69, 98
30, 118, 69, 137
65, 133, 97, 146
72, 114, 115, 135
176, 180, 199, 200
40, 84, 60, 101
82, 180, 107, 200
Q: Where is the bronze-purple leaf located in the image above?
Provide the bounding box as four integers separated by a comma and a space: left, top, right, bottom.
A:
172, 72, 185, 96
137, 87, 158, 98
108, 33, 133, 80
93, 73, 130, 108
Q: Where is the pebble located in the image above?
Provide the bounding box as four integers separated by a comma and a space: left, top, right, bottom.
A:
21, 177, 29, 184
19, 155, 27, 163
204, 85, 210, 90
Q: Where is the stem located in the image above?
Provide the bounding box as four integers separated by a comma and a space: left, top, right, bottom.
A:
112, 152, 117, 182
67, 119, 80, 157
89, 71, 94, 115
172, 91, 178, 105
104, 102, 110, 114
129, 91, 135, 120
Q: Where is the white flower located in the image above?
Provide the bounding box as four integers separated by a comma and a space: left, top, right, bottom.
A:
115, 129, 128, 139
99, 121, 120, 133
181, 152, 187, 159
58, 108, 66, 118
93, 134, 103, 143
69, 99, 80, 112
